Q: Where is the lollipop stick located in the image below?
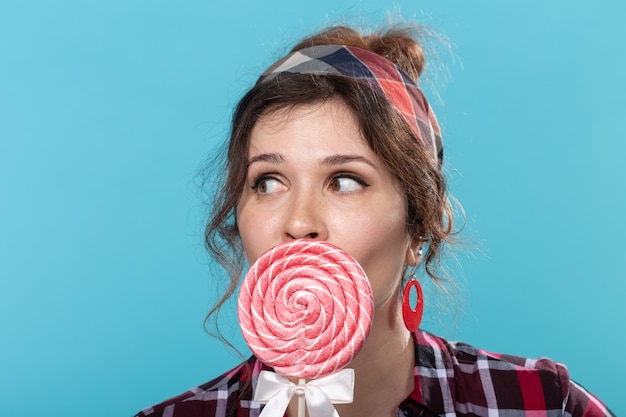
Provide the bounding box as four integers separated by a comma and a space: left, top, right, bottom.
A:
298, 378, 305, 417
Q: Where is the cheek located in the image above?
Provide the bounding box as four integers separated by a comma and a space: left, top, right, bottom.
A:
236, 203, 279, 265
236, 203, 259, 262
348, 206, 409, 304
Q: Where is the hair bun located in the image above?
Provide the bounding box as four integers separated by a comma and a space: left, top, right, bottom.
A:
365, 29, 425, 81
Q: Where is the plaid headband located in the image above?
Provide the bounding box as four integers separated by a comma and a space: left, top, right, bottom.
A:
258, 44, 443, 164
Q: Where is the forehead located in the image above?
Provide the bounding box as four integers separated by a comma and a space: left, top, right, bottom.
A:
248, 100, 369, 156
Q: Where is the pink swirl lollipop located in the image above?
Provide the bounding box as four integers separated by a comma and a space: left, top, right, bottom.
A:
238, 239, 374, 379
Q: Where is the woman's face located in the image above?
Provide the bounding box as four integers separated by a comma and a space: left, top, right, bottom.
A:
236, 100, 416, 311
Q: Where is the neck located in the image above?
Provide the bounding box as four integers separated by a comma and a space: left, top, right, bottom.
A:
287, 293, 416, 417
341, 298, 415, 417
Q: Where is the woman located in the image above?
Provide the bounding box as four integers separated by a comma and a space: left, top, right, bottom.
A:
135, 24, 614, 417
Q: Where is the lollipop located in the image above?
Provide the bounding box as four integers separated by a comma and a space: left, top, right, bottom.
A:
238, 239, 374, 379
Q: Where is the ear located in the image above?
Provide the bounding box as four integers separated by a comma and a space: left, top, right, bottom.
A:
405, 241, 423, 267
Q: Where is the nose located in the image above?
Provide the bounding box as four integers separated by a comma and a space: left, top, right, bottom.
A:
283, 191, 328, 241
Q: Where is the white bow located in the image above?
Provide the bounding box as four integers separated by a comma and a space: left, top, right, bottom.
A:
253, 369, 354, 417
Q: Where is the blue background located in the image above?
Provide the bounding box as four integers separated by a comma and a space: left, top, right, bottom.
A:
1, 1, 624, 415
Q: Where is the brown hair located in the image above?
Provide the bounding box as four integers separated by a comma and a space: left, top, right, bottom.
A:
203, 24, 457, 335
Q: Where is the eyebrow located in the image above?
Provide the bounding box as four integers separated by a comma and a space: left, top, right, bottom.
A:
320, 154, 376, 168
246, 153, 376, 168
247, 153, 284, 167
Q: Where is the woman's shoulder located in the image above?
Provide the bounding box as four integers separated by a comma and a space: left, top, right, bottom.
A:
134, 356, 265, 417
416, 329, 577, 385
413, 330, 613, 416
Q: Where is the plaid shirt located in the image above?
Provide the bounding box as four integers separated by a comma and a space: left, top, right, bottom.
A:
134, 330, 614, 417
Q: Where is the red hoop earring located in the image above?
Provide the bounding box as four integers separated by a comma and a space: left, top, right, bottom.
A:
402, 277, 424, 332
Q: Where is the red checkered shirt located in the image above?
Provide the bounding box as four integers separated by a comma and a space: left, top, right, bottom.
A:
134, 330, 614, 417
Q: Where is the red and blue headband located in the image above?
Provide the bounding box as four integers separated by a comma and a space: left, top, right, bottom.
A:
258, 45, 443, 164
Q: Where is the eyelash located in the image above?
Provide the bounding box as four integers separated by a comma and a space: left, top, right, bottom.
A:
249, 172, 370, 192
330, 173, 369, 188
250, 174, 280, 191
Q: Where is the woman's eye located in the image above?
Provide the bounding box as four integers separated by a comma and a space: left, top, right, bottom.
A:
252, 177, 285, 194
329, 175, 367, 193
